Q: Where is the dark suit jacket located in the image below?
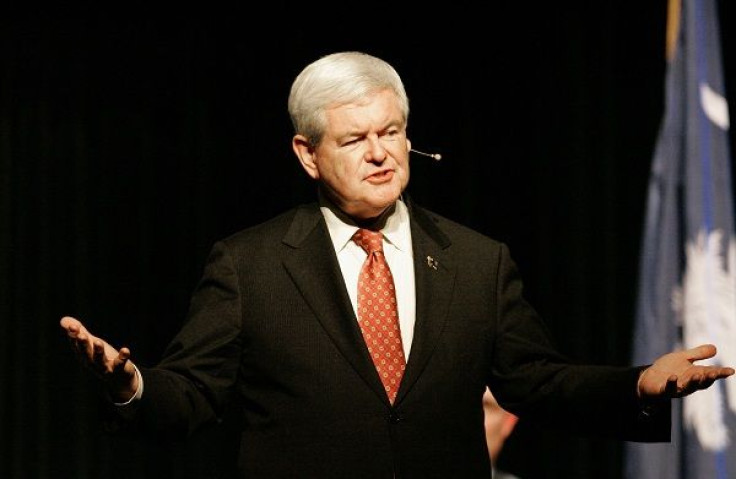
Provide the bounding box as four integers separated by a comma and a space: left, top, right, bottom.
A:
131, 198, 669, 478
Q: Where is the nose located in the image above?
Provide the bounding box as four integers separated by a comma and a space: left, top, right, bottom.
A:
364, 136, 388, 163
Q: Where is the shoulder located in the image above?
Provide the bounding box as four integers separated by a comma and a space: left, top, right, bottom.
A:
410, 202, 507, 251
407, 202, 521, 277
214, 202, 321, 254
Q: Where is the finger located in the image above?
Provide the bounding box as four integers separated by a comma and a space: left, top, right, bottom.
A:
682, 374, 715, 396
685, 344, 717, 362
706, 367, 735, 380
80, 328, 105, 354
663, 375, 679, 397
72, 331, 93, 357
60, 316, 85, 336
92, 340, 105, 362
118, 347, 131, 362
70, 325, 93, 349
679, 372, 703, 391
114, 347, 131, 371
60, 316, 79, 329
698, 377, 717, 390
65, 324, 81, 339
70, 337, 97, 368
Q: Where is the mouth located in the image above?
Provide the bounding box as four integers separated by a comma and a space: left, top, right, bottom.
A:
365, 169, 395, 184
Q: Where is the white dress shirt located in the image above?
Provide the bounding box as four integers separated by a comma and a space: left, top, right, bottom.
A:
320, 198, 416, 359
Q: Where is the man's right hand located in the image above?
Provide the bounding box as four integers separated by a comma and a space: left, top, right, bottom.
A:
60, 316, 139, 402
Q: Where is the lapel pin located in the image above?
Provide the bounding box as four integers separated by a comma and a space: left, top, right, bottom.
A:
426, 256, 438, 270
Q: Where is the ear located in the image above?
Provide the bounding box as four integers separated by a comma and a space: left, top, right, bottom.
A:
292, 135, 319, 180
406, 138, 412, 154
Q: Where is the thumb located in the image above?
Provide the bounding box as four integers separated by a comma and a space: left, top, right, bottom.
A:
685, 344, 717, 362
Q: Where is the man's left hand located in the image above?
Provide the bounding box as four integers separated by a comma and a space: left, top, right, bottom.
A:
638, 344, 735, 400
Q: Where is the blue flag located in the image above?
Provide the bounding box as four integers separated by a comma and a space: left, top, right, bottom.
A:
625, 0, 736, 478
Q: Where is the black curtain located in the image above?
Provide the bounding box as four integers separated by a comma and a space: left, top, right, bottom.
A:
2, 4, 734, 478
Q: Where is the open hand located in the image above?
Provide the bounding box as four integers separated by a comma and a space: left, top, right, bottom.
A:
637, 344, 734, 400
60, 316, 138, 402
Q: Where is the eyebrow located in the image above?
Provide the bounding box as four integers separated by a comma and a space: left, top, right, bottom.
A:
342, 120, 405, 137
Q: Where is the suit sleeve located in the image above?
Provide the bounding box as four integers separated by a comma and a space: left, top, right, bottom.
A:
488, 243, 671, 442
109, 241, 244, 438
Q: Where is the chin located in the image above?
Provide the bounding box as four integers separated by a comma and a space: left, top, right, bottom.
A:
348, 199, 397, 221
371, 194, 401, 212
342, 186, 404, 219
376, 183, 404, 203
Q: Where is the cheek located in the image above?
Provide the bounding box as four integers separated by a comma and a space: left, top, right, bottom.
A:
397, 157, 411, 181
400, 157, 410, 173
320, 158, 358, 189
332, 161, 356, 183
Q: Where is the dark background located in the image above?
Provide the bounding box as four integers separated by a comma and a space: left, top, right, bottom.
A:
2, 3, 735, 478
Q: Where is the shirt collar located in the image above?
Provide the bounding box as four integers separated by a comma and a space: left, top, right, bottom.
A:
320, 196, 411, 254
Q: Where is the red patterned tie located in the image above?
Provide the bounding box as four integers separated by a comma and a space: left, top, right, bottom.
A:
352, 228, 406, 404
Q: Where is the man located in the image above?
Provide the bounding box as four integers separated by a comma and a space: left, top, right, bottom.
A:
60, 51, 734, 478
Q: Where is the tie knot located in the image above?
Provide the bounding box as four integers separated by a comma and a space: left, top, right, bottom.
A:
352, 228, 384, 254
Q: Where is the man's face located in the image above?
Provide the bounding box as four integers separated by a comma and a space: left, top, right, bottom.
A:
295, 89, 411, 221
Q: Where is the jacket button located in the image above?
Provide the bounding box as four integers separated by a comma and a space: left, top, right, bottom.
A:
388, 412, 402, 424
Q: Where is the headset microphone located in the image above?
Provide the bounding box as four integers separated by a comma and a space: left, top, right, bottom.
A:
410, 149, 442, 161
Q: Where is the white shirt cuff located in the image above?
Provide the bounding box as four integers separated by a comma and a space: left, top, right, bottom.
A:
113, 363, 144, 406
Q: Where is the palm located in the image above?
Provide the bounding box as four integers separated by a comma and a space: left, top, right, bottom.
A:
638, 344, 734, 400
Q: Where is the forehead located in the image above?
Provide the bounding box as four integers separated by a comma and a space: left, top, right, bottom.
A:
324, 90, 404, 133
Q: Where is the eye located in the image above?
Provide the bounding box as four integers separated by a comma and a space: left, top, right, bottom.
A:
342, 137, 361, 147
381, 129, 402, 141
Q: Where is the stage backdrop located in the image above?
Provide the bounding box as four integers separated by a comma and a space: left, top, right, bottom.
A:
2, 3, 734, 478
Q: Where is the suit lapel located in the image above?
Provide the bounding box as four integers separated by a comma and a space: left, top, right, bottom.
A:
281, 204, 388, 402
281, 201, 457, 406
396, 202, 456, 403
